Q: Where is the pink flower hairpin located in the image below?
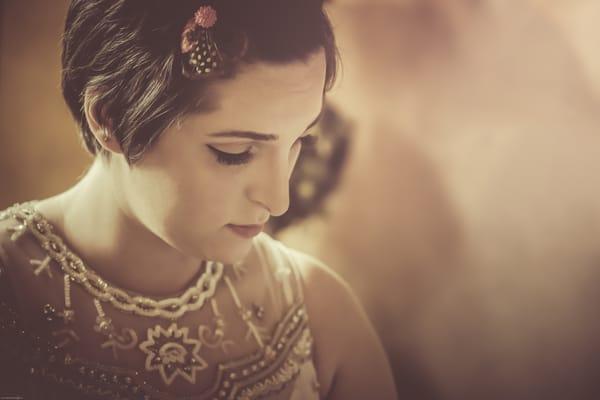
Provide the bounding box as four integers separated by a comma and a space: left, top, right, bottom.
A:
181, 5, 223, 77
194, 5, 218, 29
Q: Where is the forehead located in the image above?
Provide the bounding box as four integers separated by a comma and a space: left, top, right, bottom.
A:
205, 49, 327, 127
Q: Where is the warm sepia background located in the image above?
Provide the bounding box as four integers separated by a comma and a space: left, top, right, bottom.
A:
2, 0, 600, 399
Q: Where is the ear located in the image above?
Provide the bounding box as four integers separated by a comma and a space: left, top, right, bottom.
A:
83, 87, 123, 154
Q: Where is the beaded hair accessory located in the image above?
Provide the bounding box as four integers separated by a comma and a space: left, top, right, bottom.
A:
181, 5, 224, 78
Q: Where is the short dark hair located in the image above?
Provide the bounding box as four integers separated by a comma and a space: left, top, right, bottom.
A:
61, 0, 339, 164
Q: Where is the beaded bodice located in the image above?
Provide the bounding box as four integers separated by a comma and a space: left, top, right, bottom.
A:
0, 202, 321, 400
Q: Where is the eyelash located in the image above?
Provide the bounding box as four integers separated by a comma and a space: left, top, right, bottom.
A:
208, 135, 318, 166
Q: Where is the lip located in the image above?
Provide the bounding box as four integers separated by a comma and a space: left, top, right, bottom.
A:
227, 224, 264, 239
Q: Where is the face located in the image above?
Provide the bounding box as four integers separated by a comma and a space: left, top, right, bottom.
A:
112, 49, 326, 264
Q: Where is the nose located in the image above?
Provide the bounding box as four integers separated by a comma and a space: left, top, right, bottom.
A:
247, 152, 297, 218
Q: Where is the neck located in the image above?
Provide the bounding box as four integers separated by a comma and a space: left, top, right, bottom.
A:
36, 157, 206, 296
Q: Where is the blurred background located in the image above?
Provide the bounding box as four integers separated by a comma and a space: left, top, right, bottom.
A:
2, 0, 600, 399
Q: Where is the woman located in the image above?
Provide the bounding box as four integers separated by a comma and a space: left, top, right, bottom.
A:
0, 0, 397, 399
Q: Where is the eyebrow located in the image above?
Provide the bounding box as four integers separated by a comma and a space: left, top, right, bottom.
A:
207, 105, 325, 142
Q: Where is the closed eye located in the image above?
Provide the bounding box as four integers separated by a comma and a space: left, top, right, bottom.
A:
208, 134, 318, 167
207, 144, 255, 166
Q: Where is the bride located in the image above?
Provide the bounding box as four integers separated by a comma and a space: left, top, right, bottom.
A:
0, 0, 396, 399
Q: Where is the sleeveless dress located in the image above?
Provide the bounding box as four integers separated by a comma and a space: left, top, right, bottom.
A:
0, 202, 321, 400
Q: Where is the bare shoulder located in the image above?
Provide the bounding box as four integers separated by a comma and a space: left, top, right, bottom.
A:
287, 248, 398, 400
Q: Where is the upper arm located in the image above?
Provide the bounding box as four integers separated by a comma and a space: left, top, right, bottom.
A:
0, 218, 17, 300
295, 252, 398, 400
0, 220, 28, 395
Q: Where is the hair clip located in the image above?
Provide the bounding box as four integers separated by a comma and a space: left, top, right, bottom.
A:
181, 5, 224, 78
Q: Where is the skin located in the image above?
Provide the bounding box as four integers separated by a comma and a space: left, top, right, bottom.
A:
32, 48, 398, 398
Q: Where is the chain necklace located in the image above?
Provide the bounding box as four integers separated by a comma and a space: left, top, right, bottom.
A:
2, 202, 225, 320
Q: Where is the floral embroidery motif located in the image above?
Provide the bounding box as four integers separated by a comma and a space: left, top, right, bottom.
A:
139, 323, 208, 386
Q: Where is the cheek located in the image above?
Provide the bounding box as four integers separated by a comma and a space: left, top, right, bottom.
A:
155, 162, 244, 231
124, 138, 248, 246
159, 168, 247, 257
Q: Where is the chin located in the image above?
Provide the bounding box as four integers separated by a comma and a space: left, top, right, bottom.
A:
211, 247, 252, 265
169, 226, 256, 265
200, 234, 255, 266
